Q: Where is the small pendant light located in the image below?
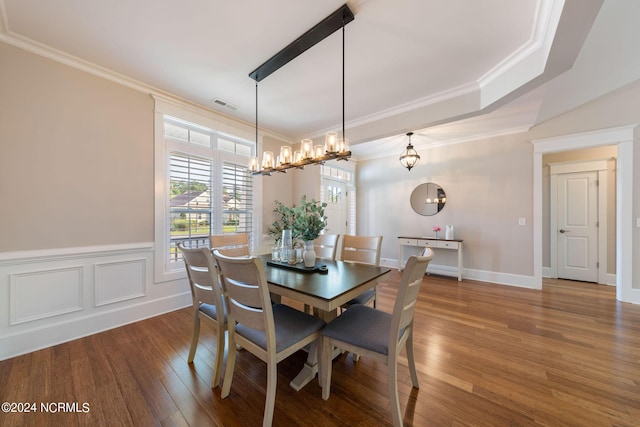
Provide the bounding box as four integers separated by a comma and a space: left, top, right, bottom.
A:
399, 132, 420, 171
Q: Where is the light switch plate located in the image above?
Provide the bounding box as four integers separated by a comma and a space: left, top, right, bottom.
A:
518, 218, 526, 226
637, 218, 640, 227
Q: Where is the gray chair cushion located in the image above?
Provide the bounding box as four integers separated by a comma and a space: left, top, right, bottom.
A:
199, 303, 218, 320
236, 304, 326, 353
321, 304, 391, 355
345, 288, 375, 306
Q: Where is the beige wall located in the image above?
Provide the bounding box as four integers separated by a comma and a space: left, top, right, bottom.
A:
529, 79, 640, 140
0, 42, 154, 252
357, 133, 534, 276
357, 77, 640, 292
2, 38, 639, 296
260, 134, 294, 243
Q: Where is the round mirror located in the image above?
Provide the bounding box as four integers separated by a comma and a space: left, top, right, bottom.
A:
410, 183, 446, 216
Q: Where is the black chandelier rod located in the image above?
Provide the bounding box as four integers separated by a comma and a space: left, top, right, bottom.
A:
342, 17, 345, 141
255, 81, 258, 154
249, 4, 354, 82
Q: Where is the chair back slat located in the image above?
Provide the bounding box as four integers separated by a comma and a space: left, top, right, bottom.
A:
190, 270, 219, 306
227, 296, 267, 331
210, 233, 250, 257
314, 234, 339, 260
217, 246, 250, 257
341, 235, 382, 266
225, 278, 264, 313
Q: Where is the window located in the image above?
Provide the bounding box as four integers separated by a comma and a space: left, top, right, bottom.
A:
169, 152, 213, 261
321, 164, 352, 181
160, 115, 255, 271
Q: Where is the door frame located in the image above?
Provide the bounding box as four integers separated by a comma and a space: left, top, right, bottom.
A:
322, 177, 348, 237
548, 160, 609, 284
533, 124, 637, 303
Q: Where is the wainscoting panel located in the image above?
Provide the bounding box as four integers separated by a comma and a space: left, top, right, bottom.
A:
0, 243, 191, 360
95, 259, 146, 307
9, 266, 84, 325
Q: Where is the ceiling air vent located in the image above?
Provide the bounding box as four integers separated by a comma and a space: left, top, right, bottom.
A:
211, 98, 238, 111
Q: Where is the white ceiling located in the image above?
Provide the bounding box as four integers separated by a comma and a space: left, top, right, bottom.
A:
1, 0, 614, 159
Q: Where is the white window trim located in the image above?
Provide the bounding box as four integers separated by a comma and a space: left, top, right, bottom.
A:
153, 95, 262, 283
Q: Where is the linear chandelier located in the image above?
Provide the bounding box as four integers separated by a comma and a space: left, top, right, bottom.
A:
249, 4, 354, 176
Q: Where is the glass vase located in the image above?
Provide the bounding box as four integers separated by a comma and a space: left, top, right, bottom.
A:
281, 230, 293, 262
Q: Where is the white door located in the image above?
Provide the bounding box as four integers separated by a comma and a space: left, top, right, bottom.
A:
557, 171, 598, 282
323, 179, 347, 236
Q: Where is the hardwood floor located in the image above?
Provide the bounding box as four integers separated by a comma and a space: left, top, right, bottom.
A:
1, 272, 639, 426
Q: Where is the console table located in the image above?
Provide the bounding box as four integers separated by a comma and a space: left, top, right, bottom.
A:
397, 236, 463, 281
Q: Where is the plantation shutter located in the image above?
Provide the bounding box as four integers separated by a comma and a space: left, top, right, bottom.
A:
222, 162, 253, 247
169, 152, 213, 259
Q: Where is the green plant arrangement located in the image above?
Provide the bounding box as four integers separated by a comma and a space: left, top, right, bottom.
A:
267, 196, 327, 243
293, 195, 328, 242
267, 200, 297, 243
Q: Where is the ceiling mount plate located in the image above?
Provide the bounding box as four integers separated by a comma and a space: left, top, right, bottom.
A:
249, 3, 354, 82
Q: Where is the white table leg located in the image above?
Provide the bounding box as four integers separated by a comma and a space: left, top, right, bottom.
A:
289, 357, 317, 391
289, 308, 338, 391
458, 245, 463, 281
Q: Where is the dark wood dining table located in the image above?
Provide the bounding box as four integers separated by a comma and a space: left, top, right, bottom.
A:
257, 254, 391, 390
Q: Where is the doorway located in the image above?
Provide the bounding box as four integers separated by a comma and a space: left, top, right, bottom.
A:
533, 125, 636, 303
549, 160, 611, 284
323, 178, 348, 236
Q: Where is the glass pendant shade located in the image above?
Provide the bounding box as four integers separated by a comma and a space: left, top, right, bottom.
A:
250, 156, 259, 172
301, 139, 313, 159
338, 137, 349, 153
280, 146, 292, 164
325, 131, 338, 153
399, 132, 420, 171
262, 151, 274, 169
293, 150, 302, 164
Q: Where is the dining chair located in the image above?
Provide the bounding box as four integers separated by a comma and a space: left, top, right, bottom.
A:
340, 235, 383, 308
301, 233, 341, 314
212, 250, 326, 427
314, 233, 340, 260
320, 250, 434, 427
210, 233, 250, 257
178, 243, 227, 389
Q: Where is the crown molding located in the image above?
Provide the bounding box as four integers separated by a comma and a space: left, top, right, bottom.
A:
316, 0, 565, 139
0, 2, 276, 141
478, 0, 564, 91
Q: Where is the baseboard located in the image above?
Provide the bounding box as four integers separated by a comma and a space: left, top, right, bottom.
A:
542, 266, 617, 286
462, 268, 538, 289
382, 258, 538, 289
